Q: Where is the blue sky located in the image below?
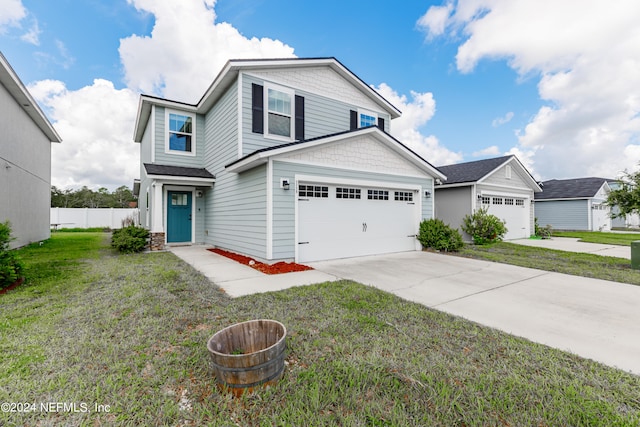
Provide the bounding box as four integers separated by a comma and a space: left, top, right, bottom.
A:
1, 0, 639, 190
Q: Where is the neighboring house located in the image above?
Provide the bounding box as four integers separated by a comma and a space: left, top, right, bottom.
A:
534, 177, 611, 231
133, 57, 446, 262
434, 155, 542, 240
0, 52, 62, 248
607, 179, 640, 229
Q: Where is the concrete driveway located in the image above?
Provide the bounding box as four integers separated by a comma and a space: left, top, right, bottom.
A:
309, 251, 640, 375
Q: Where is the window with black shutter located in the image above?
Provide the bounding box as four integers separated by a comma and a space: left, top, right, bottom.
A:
252, 83, 263, 134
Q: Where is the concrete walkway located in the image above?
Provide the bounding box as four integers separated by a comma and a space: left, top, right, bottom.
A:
510, 237, 631, 259
168, 245, 338, 297
169, 245, 640, 375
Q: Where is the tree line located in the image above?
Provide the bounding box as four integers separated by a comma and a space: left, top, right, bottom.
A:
51, 186, 137, 208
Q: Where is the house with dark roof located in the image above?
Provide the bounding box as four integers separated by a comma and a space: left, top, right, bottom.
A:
434, 155, 542, 240
133, 57, 446, 261
607, 179, 640, 229
0, 52, 62, 248
534, 177, 611, 231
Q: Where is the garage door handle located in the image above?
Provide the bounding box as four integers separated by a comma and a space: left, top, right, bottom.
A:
407, 234, 417, 238
362, 222, 367, 232
298, 241, 309, 245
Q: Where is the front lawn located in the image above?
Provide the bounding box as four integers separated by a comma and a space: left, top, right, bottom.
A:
458, 242, 640, 286
553, 230, 640, 246
1, 233, 639, 426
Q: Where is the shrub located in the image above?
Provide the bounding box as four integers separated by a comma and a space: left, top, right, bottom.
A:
417, 218, 464, 252
534, 218, 553, 239
0, 221, 24, 289
111, 226, 150, 253
461, 207, 508, 245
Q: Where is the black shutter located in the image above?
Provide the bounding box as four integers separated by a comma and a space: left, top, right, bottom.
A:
350, 110, 358, 130
252, 83, 263, 134
295, 95, 305, 141
377, 117, 385, 131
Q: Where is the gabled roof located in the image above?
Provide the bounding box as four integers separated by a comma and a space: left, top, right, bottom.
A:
144, 163, 215, 179
225, 126, 447, 180
134, 57, 401, 142
0, 52, 61, 143
436, 155, 541, 191
535, 177, 610, 200
437, 155, 514, 185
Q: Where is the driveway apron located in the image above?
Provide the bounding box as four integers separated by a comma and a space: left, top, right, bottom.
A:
310, 251, 640, 375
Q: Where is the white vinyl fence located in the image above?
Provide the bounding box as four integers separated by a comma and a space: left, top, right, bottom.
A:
51, 208, 139, 230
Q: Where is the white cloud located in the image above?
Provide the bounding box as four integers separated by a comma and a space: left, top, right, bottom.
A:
29, 79, 139, 190
374, 83, 462, 165
472, 146, 500, 157
492, 111, 513, 127
119, 0, 295, 102
416, 2, 453, 39
0, 0, 26, 32
419, 0, 640, 179
19, 17, 39, 45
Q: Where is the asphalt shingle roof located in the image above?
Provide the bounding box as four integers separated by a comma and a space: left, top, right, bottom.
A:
436, 155, 513, 185
535, 177, 608, 200
144, 163, 215, 179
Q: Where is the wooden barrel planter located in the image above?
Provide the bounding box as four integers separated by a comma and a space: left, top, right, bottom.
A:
207, 319, 286, 397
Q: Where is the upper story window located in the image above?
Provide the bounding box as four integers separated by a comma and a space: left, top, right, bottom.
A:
267, 86, 293, 138
166, 110, 195, 155
350, 109, 385, 131
252, 83, 304, 141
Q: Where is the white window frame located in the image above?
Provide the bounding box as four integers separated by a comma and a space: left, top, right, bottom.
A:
165, 109, 196, 156
358, 109, 378, 128
264, 83, 295, 142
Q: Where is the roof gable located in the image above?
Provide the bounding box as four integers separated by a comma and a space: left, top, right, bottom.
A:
535, 177, 610, 200
225, 126, 446, 180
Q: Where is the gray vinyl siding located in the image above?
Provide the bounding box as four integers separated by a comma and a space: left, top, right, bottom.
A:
202, 80, 268, 258
241, 74, 390, 157
0, 80, 53, 248
534, 200, 588, 230
152, 106, 205, 168
271, 160, 433, 260
434, 186, 472, 239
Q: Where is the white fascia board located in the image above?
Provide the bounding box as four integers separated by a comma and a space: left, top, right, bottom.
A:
435, 182, 474, 190
146, 174, 215, 186
0, 52, 61, 142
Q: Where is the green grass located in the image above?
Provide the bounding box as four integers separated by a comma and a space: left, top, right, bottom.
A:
1, 233, 639, 426
458, 242, 640, 285
553, 230, 640, 246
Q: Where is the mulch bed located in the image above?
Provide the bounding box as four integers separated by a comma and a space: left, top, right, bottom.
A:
208, 248, 313, 275
0, 277, 25, 295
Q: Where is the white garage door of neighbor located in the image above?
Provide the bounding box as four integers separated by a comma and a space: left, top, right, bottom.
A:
482, 195, 528, 240
298, 183, 419, 262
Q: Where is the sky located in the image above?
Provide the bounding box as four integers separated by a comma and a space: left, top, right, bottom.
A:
1, 0, 639, 191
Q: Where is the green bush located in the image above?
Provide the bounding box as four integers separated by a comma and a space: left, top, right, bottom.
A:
417, 218, 464, 252
111, 226, 150, 253
534, 218, 553, 239
461, 207, 508, 245
0, 221, 24, 289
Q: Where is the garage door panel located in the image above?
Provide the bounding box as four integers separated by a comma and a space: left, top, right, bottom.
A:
298, 183, 419, 262
483, 196, 529, 240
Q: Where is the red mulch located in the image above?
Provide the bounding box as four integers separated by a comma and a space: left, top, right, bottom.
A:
208, 248, 313, 275
0, 277, 25, 295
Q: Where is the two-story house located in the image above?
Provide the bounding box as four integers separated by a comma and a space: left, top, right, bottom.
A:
133, 57, 446, 262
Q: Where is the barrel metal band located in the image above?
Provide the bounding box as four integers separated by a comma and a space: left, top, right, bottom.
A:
212, 350, 285, 373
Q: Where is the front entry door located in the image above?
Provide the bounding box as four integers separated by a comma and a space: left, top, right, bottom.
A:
167, 191, 192, 243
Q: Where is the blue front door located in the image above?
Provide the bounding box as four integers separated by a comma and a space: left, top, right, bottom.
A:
167, 191, 192, 243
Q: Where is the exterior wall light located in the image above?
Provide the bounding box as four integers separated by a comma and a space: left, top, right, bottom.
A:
281, 178, 290, 190
425, 191, 431, 198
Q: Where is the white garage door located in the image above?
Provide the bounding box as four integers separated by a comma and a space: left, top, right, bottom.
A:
482, 195, 529, 240
297, 182, 420, 262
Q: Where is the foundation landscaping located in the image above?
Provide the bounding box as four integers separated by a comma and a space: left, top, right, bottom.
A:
1, 231, 639, 426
